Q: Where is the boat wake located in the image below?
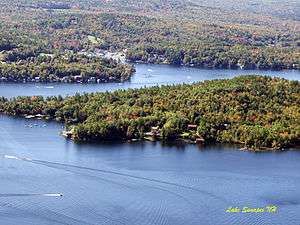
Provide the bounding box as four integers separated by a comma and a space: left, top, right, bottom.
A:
0, 193, 63, 197
2, 154, 229, 204
35, 86, 54, 89
4, 155, 32, 161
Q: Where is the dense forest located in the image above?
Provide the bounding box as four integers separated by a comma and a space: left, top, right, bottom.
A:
0, 53, 134, 83
0, 76, 299, 151
0, 0, 299, 73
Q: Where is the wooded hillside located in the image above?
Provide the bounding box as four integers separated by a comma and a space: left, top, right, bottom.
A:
0, 0, 299, 71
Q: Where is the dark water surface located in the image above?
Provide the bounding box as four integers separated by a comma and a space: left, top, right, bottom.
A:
0, 64, 299, 98
0, 65, 300, 225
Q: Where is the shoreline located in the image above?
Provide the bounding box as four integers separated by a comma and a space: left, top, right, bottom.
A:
8, 114, 294, 152
0, 78, 131, 84
127, 60, 300, 71
0, 62, 299, 85
1, 76, 298, 152
62, 128, 297, 152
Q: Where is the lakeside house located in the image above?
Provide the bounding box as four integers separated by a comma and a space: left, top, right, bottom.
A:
145, 126, 161, 137
187, 124, 197, 130
61, 129, 74, 138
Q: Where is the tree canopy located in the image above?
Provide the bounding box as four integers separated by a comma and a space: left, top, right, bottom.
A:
0, 0, 299, 73
0, 75, 299, 151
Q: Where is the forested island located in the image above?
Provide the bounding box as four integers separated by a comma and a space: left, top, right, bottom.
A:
0, 76, 299, 151
0, 0, 299, 75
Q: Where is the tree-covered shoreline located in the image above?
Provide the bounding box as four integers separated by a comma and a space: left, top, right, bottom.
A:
0, 53, 135, 83
0, 75, 299, 151
126, 45, 299, 70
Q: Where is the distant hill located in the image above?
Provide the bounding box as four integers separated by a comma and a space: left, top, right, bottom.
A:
190, 0, 300, 20
0, 0, 299, 70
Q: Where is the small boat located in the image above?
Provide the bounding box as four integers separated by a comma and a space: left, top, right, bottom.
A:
43, 193, 63, 197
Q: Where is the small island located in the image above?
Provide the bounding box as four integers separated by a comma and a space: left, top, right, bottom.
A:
0, 75, 299, 151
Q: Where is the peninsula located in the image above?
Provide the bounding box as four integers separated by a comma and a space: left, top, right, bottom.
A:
0, 75, 299, 151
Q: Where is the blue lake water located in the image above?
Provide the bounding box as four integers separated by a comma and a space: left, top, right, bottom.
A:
0, 64, 299, 98
0, 65, 299, 225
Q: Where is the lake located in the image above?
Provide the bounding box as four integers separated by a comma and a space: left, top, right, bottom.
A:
0, 64, 299, 98
0, 65, 299, 225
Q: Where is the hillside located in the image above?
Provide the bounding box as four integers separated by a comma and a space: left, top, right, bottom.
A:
0, 0, 299, 71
